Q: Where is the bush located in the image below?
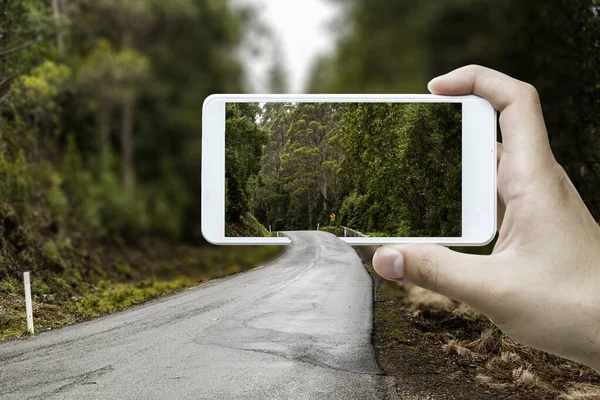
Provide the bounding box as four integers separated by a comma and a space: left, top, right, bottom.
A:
338, 191, 371, 231
0, 277, 21, 294
31, 278, 51, 296
319, 225, 340, 235
225, 213, 271, 237
114, 262, 133, 279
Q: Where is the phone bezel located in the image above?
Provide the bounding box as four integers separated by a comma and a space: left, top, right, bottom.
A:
202, 94, 496, 246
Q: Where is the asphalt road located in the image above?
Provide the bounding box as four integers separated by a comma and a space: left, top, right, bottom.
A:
0, 231, 398, 399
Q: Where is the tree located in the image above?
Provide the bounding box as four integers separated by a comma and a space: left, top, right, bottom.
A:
237, 102, 462, 236
0, 1, 54, 107
267, 42, 289, 93
51, 0, 67, 58
253, 102, 291, 229
225, 103, 268, 224
77, 39, 150, 190
319, 0, 600, 221
277, 103, 345, 229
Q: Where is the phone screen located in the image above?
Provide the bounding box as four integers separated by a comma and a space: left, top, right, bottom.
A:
225, 102, 462, 238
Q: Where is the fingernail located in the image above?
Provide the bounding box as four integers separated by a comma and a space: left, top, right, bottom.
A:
373, 247, 405, 280
427, 77, 440, 92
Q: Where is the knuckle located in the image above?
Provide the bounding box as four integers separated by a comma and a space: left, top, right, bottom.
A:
481, 270, 518, 322
415, 252, 440, 292
520, 82, 540, 103
548, 162, 574, 200
464, 63, 483, 71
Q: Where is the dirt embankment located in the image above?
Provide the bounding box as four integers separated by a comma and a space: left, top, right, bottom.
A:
356, 247, 600, 400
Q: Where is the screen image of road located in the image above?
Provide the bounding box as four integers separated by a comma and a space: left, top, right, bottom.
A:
225, 102, 462, 238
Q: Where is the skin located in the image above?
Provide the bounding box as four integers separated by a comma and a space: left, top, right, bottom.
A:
372, 65, 600, 373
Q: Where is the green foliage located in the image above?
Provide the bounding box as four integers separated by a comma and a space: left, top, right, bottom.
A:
229, 102, 461, 237
114, 261, 133, 279
225, 103, 269, 223
30, 278, 50, 296
75, 276, 189, 319
0, 151, 30, 213
77, 39, 150, 105
338, 191, 373, 232
41, 240, 64, 267
12, 61, 71, 108
342, 103, 462, 237
0, 0, 259, 311
317, 0, 600, 221
0, 277, 21, 294
318, 225, 340, 235
0, 0, 285, 341
1, 0, 250, 248
226, 212, 272, 237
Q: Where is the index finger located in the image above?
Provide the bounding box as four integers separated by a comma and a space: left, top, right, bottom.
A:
428, 65, 552, 160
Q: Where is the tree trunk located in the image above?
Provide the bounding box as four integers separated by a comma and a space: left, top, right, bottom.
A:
99, 104, 111, 173
122, 29, 133, 48
322, 181, 328, 212
121, 99, 135, 199
307, 191, 312, 230
51, 0, 65, 58
0, 0, 7, 79
0, 0, 7, 135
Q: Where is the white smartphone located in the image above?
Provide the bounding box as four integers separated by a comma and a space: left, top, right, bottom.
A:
202, 94, 496, 246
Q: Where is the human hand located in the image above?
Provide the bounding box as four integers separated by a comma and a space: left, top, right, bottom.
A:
372, 65, 600, 372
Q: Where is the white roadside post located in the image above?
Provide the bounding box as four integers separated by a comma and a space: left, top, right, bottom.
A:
23, 272, 34, 334
316, 223, 319, 231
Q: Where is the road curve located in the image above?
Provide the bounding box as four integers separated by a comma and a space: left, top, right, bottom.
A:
0, 231, 397, 399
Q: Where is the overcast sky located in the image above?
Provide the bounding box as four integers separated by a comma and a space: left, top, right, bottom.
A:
235, 0, 341, 93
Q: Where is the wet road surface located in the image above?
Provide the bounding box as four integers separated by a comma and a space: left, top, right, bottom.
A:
0, 231, 397, 399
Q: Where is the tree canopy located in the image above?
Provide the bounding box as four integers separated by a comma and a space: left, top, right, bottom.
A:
315, 0, 600, 221
226, 102, 462, 237
0, 0, 254, 285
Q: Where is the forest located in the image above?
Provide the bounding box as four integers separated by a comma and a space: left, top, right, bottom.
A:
313, 0, 600, 223
225, 102, 462, 237
0, 0, 597, 349
0, 0, 284, 339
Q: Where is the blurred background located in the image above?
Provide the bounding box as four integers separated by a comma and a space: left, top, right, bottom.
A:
0, 1, 599, 393
1, 0, 598, 249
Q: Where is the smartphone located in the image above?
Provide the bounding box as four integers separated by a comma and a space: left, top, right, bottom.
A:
202, 94, 496, 246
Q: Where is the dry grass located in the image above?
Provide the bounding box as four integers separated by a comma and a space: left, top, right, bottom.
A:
513, 366, 558, 393
512, 366, 538, 388
453, 303, 482, 320
558, 383, 600, 399
438, 318, 600, 397
355, 246, 600, 399
443, 339, 477, 358
475, 373, 510, 389
403, 285, 600, 398
486, 351, 522, 371
468, 328, 498, 354
404, 285, 456, 313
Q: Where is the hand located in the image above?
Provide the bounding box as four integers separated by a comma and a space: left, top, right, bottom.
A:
372, 65, 600, 372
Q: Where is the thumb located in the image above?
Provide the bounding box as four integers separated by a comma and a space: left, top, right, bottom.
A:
373, 244, 493, 307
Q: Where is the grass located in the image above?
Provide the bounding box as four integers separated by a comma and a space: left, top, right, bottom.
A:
226, 213, 273, 237
373, 283, 406, 342
443, 339, 477, 358
317, 225, 339, 235
0, 242, 284, 342
405, 283, 600, 397
558, 383, 600, 399
74, 277, 194, 318
401, 284, 600, 397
